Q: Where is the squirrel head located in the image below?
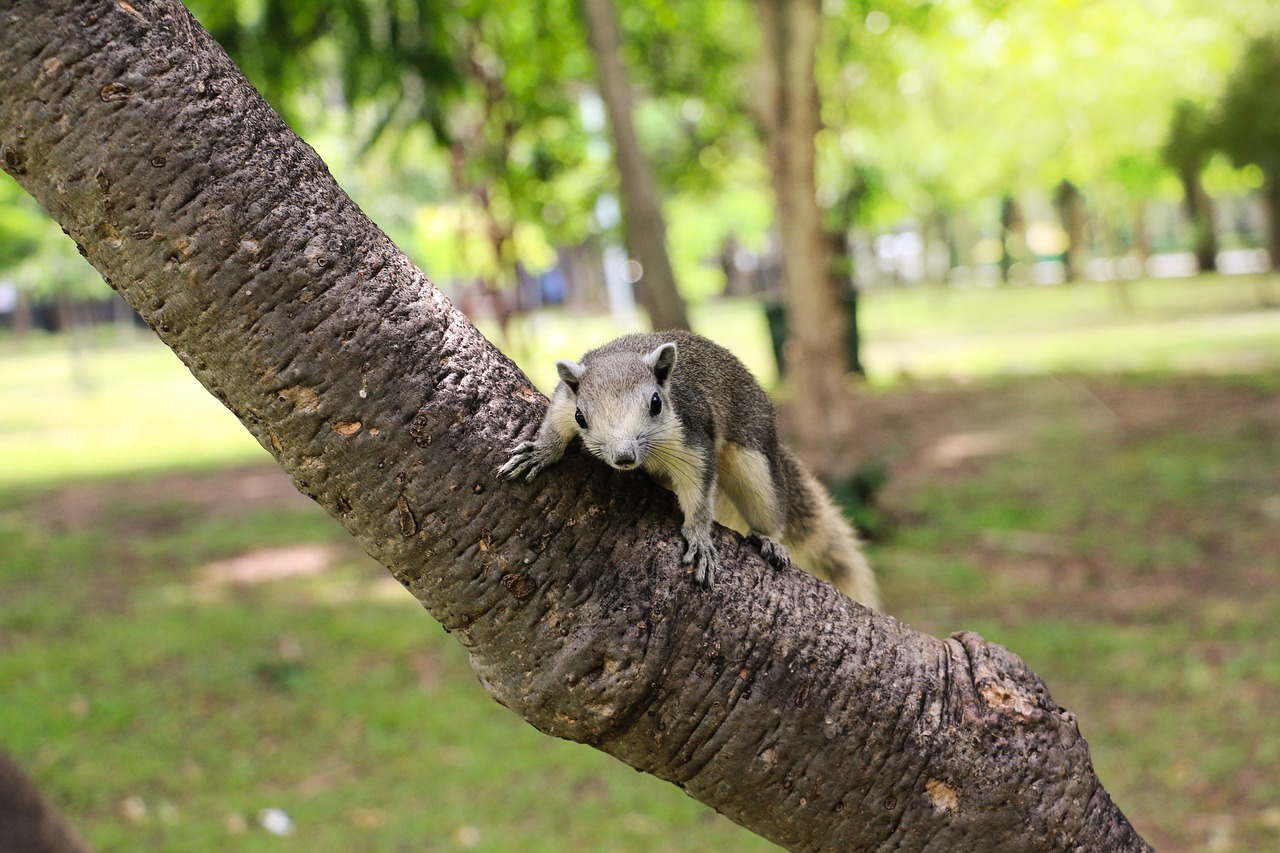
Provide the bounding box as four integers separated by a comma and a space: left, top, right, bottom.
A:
556, 342, 678, 471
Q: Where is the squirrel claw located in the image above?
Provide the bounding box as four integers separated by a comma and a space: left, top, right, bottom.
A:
499, 441, 545, 481
746, 532, 791, 571
682, 533, 718, 589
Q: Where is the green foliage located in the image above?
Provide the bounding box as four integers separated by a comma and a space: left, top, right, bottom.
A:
619, 0, 759, 197
0, 177, 43, 269
187, 0, 604, 287
1215, 31, 1280, 179
11, 0, 1280, 303
1162, 99, 1215, 174
443, 0, 600, 247
190, 0, 461, 142
820, 0, 1280, 221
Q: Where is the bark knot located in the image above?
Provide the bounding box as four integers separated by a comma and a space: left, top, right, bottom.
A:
1, 145, 25, 176
951, 630, 1045, 722
979, 680, 1040, 720
396, 496, 417, 537
925, 778, 959, 813
99, 82, 132, 102
278, 385, 321, 414
500, 572, 536, 601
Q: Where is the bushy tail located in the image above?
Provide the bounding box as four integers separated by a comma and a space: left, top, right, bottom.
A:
779, 447, 881, 609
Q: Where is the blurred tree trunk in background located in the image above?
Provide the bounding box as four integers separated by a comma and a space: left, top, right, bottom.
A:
1212, 34, 1280, 272
998, 194, 1023, 284
1131, 204, 1151, 269
752, 0, 851, 476
1162, 99, 1217, 274
1179, 168, 1218, 272
925, 206, 951, 285
580, 0, 691, 332
1054, 179, 1088, 283
1264, 176, 1280, 272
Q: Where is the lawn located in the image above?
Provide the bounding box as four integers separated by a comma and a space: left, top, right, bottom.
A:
2, 274, 1279, 851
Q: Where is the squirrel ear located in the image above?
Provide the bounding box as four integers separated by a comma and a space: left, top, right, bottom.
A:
646, 342, 677, 386
555, 360, 585, 392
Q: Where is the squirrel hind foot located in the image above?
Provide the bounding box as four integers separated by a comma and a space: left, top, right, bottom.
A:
746, 532, 791, 572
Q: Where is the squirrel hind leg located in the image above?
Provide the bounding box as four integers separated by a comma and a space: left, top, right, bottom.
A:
716, 443, 789, 546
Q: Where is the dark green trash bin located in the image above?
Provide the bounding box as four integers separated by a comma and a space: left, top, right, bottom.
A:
764, 293, 863, 377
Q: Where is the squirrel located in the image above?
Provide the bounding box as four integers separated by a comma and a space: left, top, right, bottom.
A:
499, 330, 879, 608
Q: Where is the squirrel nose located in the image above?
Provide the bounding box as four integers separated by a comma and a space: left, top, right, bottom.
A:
613, 450, 637, 468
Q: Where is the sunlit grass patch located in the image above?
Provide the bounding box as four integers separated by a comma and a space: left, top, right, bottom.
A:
0, 340, 267, 485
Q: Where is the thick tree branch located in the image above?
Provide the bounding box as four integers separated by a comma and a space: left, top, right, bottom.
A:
0, 749, 91, 853
0, 3, 1151, 850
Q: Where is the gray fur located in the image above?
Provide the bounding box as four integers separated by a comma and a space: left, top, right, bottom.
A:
499, 331, 879, 606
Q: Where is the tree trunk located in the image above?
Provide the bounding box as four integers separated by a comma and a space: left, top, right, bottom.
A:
0, 3, 1152, 850
752, 0, 851, 476
1179, 167, 1218, 272
1263, 172, 1280, 272
579, 0, 691, 332
998, 194, 1022, 284
0, 748, 92, 853
1054, 179, 1088, 283
1131, 203, 1151, 268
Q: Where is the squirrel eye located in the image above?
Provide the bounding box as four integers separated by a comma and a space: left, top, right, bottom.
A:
574, 408, 588, 429
649, 392, 662, 417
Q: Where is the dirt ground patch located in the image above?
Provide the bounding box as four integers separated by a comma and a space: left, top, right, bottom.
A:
837, 373, 1280, 492
31, 463, 314, 534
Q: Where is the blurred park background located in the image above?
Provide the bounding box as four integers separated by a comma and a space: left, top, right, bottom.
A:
2, 0, 1280, 850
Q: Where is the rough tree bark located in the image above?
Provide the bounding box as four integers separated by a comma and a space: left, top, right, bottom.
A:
0, 2, 1152, 850
752, 0, 851, 476
579, 0, 691, 332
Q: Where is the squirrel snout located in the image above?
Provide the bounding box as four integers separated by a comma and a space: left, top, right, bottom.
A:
607, 441, 643, 469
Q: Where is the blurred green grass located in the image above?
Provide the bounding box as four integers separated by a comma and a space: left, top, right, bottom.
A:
0, 490, 774, 852
2, 275, 1279, 850
881, 381, 1280, 850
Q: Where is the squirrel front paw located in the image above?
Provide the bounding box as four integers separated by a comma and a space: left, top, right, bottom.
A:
498, 441, 551, 482
681, 528, 719, 589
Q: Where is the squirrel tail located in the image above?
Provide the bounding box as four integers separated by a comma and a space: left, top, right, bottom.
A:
780, 447, 881, 609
